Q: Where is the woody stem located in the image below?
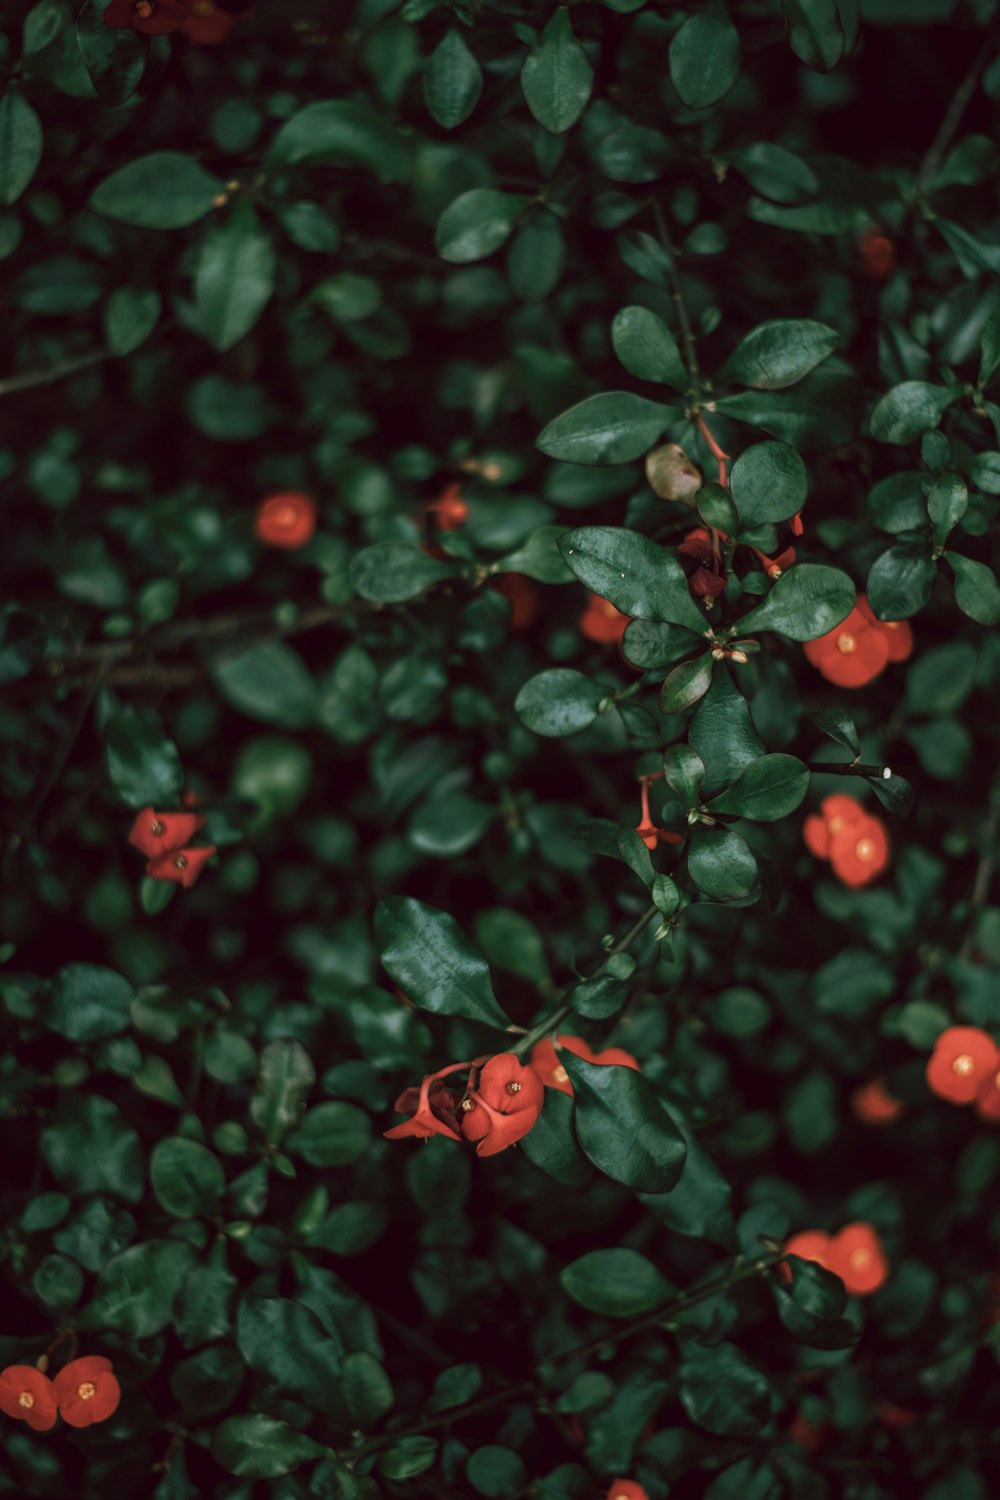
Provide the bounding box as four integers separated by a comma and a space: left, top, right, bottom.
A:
650, 198, 700, 391
694, 412, 730, 489
809, 761, 891, 779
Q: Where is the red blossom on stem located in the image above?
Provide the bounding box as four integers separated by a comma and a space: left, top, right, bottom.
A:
53, 1356, 121, 1428
580, 591, 629, 643
530, 1033, 640, 1097
459, 1053, 544, 1156
634, 776, 683, 852
925, 1026, 999, 1105
254, 492, 317, 550
0, 1367, 58, 1431
384, 1066, 467, 1142
146, 845, 216, 888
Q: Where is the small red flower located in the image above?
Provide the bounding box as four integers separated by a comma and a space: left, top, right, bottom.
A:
634, 776, 683, 852
384, 1066, 466, 1142
802, 794, 867, 860
460, 1054, 544, 1156
827, 1222, 889, 1296
782, 1229, 833, 1280
787, 1411, 823, 1453
926, 1026, 999, 1105
606, 1482, 649, 1500
255, 492, 317, 550
580, 592, 629, 644
790, 511, 804, 537
679, 526, 726, 599
857, 595, 913, 662
179, 0, 236, 42
103, 0, 187, 33
53, 1357, 121, 1428
877, 1399, 919, 1428
858, 228, 896, 282
146, 845, 216, 888
828, 812, 890, 888
426, 482, 469, 532
530, 1034, 640, 1098
128, 806, 203, 860
0, 1366, 58, 1432
490, 573, 540, 631
975, 1067, 1000, 1123
852, 1077, 904, 1125
803, 593, 910, 687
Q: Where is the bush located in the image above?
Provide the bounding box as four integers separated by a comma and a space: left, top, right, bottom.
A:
2, 0, 1000, 1496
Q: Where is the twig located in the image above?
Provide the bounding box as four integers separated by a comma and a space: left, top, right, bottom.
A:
7, 668, 104, 852
651, 199, 700, 390
0, 350, 111, 399
809, 761, 891, 780
914, 17, 1000, 194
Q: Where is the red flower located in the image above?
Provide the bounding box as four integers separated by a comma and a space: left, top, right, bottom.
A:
851, 1077, 904, 1125
878, 1399, 919, 1428
490, 573, 540, 631
803, 593, 910, 687
790, 511, 804, 537
0, 1366, 58, 1432
606, 1482, 649, 1500
103, 0, 187, 33
384, 1067, 466, 1142
53, 1357, 120, 1428
679, 526, 726, 599
926, 1026, 999, 1105
829, 812, 890, 888
634, 775, 683, 852
975, 1067, 1000, 1123
827, 1222, 889, 1296
128, 806, 203, 859
255, 492, 317, 550
146, 845, 216, 888
530, 1034, 640, 1097
782, 1229, 832, 1279
787, 1411, 823, 1453
580, 592, 629, 643
858, 228, 896, 281
426, 482, 469, 532
179, 0, 236, 42
460, 1053, 544, 1156
802, 794, 867, 859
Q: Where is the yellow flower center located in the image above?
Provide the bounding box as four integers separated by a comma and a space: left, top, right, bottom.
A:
856, 838, 875, 861
837, 633, 857, 654
18, 1392, 34, 1410
173, 854, 188, 870
953, 1054, 975, 1077
272, 504, 298, 528
828, 815, 845, 834
135, 0, 154, 15
848, 1247, 872, 1271
150, 818, 165, 836
459, 1096, 475, 1112
78, 1382, 96, 1401
506, 1080, 521, 1094
552, 1065, 569, 1084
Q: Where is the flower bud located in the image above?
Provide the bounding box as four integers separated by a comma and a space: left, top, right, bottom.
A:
644, 443, 703, 505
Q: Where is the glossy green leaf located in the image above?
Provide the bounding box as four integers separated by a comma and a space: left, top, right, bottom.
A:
537, 392, 675, 464
679, 1340, 772, 1436
521, 9, 594, 134
424, 28, 483, 129
151, 1138, 225, 1219
0, 92, 43, 206
350, 542, 457, 602
660, 653, 715, 713
195, 200, 276, 352
869, 382, 962, 444
103, 285, 161, 355
286, 1101, 372, 1167
212, 1416, 326, 1480
436, 188, 529, 263
945, 551, 1000, 626
688, 827, 758, 898
41, 1095, 144, 1203
375, 896, 510, 1027
268, 101, 411, 183
83, 1239, 197, 1336
520, 1089, 592, 1185
105, 706, 183, 808
707, 754, 809, 820
561, 1248, 671, 1316
250, 1038, 315, 1145
729, 441, 808, 527
91, 152, 223, 228
558, 526, 710, 632
736, 564, 854, 640
611, 306, 688, 389
866, 544, 937, 620
237, 1295, 342, 1406
669, 1, 741, 109
564, 1051, 687, 1192
48, 962, 133, 1041
718, 319, 838, 390
782, 0, 844, 71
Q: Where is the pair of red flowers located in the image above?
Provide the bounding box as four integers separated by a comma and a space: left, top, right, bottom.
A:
803, 794, 890, 888
385, 1054, 544, 1157
0, 1358, 120, 1432
104, 0, 236, 43
785, 1222, 889, 1297
926, 1026, 1000, 1121
678, 524, 797, 601
128, 806, 215, 888
804, 592, 912, 687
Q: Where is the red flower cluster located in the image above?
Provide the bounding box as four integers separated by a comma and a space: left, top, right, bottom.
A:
0, 1357, 120, 1432
255, 492, 317, 550
678, 526, 796, 600
128, 806, 216, 888
803, 594, 912, 687
103, 0, 235, 40
851, 1077, 904, 1125
926, 1026, 1000, 1121
803, 794, 890, 888
530, 1034, 640, 1097
386, 1054, 544, 1157
785, 1222, 889, 1296
580, 591, 629, 643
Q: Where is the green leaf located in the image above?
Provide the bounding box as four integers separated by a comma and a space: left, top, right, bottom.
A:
474, 909, 550, 984
48, 962, 133, 1042
564, 1051, 687, 1192
41, 1094, 143, 1202
718, 319, 838, 390
537, 393, 676, 464
268, 101, 411, 183
611, 306, 688, 390
706, 754, 809, 820
103, 285, 161, 355
664, 744, 706, 806
688, 827, 758, 898
105, 706, 183, 808
468, 1447, 527, 1499
212, 642, 317, 729
90, 152, 223, 229
640, 1124, 736, 1247
250, 1038, 315, 1145
729, 441, 808, 528
980, 305, 1000, 386
811, 705, 860, 758
926, 471, 968, 546
717, 370, 858, 449
495, 525, 576, 583
679, 1341, 772, 1436
83, 1239, 197, 1336
782, 0, 844, 71
237, 1295, 343, 1407
375, 896, 510, 1028
286, 1102, 372, 1167
690, 670, 766, 794
151, 1138, 225, 1219
736, 563, 854, 640
212, 1416, 326, 1480
343, 1350, 394, 1429
945, 552, 1000, 626
75, 0, 148, 106
866, 543, 936, 620
195, 200, 276, 353
515, 668, 608, 737
0, 91, 43, 206
520, 1089, 593, 1185
0, 607, 46, 686
176, 1257, 238, 1349
424, 28, 483, 129
669, 0, 741, 109
379, 1436, 438, 1481
436, 188, 529, 263
350, 541, 457, 602
727, 143, 819, 204
869, 382, 962, 444
521, 8, 594, 133
660, 653, 715, 713
558, 526, 710, 632
561, 1248, 672, 1316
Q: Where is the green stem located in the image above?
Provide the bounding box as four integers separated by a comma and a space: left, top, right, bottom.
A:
651, 199, 700, 393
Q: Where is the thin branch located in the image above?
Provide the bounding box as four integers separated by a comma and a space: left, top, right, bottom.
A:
6, 668, 105, 854
0, 350, 111, 399
914, 17, 1000, 194
651, 198, 700, 390
809, 761, 891, 780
